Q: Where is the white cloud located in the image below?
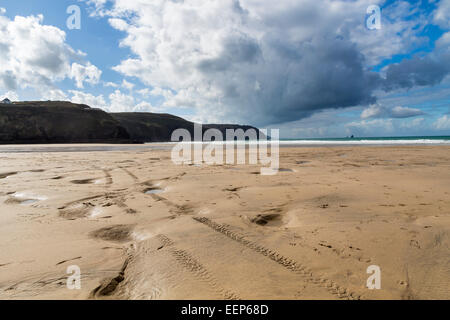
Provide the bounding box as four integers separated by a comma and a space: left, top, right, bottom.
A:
0, 90, 18, 101
400, 117, 425, 129
42, 89, 68, 101
68, 89, 156, 113
69, 90, 107, 109
108, 90, 159, 112
108, 18, 128, 31
434, 0, 450, 29
108, 89, 135, 112
134, 101, 161, 112
436, 32, 450, 49
391, 106, 425, 118
434, 115, 450, 130
361, 104, 424, 119
151, 87, 174, 100
350, 1, 429, 66
137, 88, 150, 96
71, 63, 102, 88
86, 0, 109, 16
346, 118, 394, 135
121, 79, 135, 91
0, 14, 101, 94
361, 105, 384, 119
104, 81, 119, 88
0, 8, 6, 15
84, 0, 433, 125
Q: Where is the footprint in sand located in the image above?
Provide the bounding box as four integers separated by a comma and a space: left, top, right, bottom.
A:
223, 187, 243, 192
251, 213, 282, 226
279, 168, 295, 172
59, 202, 97, 219
56, 256, 82, 266
91, 259, 130, 298
89, 225, 135, 243
70, 178, 97, 185
0, 172, 18, 179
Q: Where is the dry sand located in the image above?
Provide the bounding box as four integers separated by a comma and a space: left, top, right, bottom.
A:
0, 145, 449, 300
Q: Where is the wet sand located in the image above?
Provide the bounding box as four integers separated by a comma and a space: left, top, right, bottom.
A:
0, 145, 449, 300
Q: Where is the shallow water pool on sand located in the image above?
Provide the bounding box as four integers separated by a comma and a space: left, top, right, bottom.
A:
145, 188, 165, 195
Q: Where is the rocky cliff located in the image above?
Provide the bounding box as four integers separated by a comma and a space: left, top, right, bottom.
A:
0, 101, 130, 144
0, 101, 261, 144
111, 113, 262, 142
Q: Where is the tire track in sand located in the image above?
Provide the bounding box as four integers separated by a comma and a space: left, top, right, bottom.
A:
102, 169, 113, 186
193, 217, 360, 300
416, 263, 450, 299
120, 167, 139, 182
155, 235, 240, 300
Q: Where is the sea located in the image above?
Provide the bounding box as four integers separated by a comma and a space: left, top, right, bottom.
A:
0, 136, 449, 153
278, 136, 450, 146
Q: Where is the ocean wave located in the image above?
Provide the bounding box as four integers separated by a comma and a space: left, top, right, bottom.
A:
277, 139, 450, 145
150, 139, 450, 146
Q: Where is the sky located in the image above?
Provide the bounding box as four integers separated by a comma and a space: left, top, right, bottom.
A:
0, 0, 450, 138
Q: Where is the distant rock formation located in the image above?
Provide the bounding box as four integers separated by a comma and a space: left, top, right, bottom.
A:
0, 101, 261, 144
111, 112, 263, 142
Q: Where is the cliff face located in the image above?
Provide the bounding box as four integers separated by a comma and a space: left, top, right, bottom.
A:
111, 113, 263, 142
0, 101, 130, 144
110, 113, 195, 142
0, 101, 261, 144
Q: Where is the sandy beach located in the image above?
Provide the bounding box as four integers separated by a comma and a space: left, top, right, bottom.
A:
0, 145, 449, 300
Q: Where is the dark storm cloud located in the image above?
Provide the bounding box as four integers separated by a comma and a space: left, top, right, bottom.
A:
102, 0, 450, 126
198, 35, 261, 73
383, 53, 450, 91
0, 71, 17, 90
212, 35, 381, 125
